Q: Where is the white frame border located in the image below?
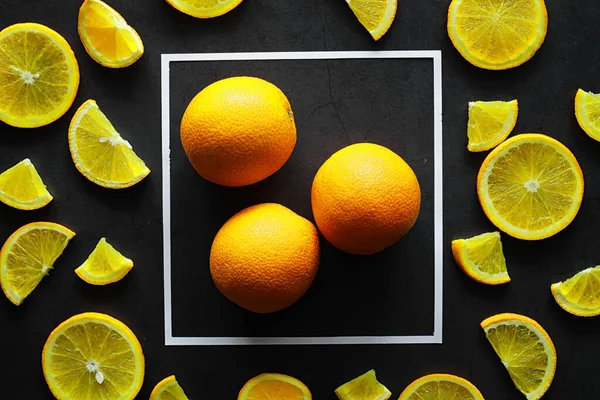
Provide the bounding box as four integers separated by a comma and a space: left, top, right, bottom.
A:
161, 51, 443, 346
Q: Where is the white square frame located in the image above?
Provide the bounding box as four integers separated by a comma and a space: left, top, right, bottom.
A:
161, 51, 443, 345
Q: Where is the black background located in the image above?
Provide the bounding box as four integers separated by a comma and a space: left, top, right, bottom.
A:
0, 0, 599, 399
170, 58, 435, 338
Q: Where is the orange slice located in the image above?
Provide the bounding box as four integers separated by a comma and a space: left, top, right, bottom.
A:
399, 374, 484, 400
238, 373, 311, 400
150, 375, 189, 400
0, 23, 79, 127
42, 312, 145, 400
78, 0, 144, 68
477, 134, 584, 240
0, 222, 74, 305
447, 0, 548, 70
481, 313, 557, 399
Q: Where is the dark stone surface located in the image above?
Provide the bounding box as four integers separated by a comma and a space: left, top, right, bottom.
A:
0, 0, 599, 398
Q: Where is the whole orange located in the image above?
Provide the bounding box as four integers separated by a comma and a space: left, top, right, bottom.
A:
180, 76, 297, 187
210, 203, 320, 313
311, 143, 421, 255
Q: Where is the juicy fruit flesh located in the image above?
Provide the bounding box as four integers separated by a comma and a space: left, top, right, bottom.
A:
480, 136, 582, 238
180, 76, 296, 187
239, 374, 311, 400
404, 381, 477, 399
70, 100, 150, 187
552, 266, 600, 314
0, 25, 78, 126
151, 376, 189, 400
449, 0, 547, 68
0, 159, 52, 209
467, 100, 517, 151
335, 370, 390, 400
44, 314, 143, 399
484, 321, 553, 397
75, 238, 133, 284
575, 89, 600, 140
246, 379, 305, 399
347, 0, 389, 30
80, 0, 143, 66
166, 0, 245, 19
1, 224, 74, 305
463, 232, 507, 276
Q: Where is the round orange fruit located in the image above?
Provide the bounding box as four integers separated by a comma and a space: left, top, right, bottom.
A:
180, 76, 297, 187
311, 143, 421, 255
210, 203, 320, 313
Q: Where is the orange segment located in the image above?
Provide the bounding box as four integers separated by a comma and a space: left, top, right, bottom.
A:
150, 375, 189, 400
78, 0, 144, 68
346, 0, 398, 41
238, 373, 312, 400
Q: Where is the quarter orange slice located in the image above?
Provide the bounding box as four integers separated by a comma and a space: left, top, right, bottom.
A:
452, 232, 510, 285
75, 238, 133, 285
150, 375, 189, 400
346, 0, 397, 41
0, 159, 52, 210
335, 370, 391, 400
467, 100, 518, 152
575, 89, 600, 142
551, 265, 600, 317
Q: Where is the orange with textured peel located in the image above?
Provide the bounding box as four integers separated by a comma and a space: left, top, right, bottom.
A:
210, 203, 320, 313
311, 143, 420, 255
180, 77, 296, 187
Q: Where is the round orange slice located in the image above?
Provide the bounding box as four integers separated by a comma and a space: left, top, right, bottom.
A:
477, 134, 584, 240
238, 373, 311, 400
399, 374, 484, 400
42, 312, 145, 400
448, 0, 548, 70
0, 23, 79, 128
